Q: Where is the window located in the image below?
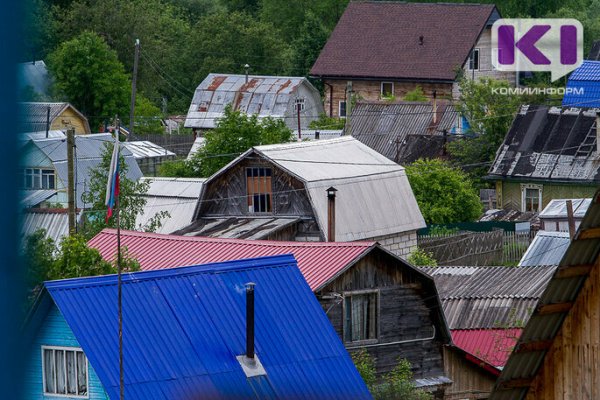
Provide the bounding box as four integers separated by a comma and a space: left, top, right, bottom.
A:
294, 97, 305, 112
42, 346, 88, 397
246, 167, 272, 213
23, 168, 55, 189
381, 82, 394, 97
344, 291, 378, 343
468, 48, 480, 70
521, 184, 542, 212
339, 101, 347, 118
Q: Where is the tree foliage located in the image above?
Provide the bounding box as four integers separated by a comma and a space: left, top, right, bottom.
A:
407, 248, 438, 267
405, 159, 482, 225
47, 31, 130, 128
403, 86, 427, 102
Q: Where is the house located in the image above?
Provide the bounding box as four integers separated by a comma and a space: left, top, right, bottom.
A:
422, 266, 556, 399
184, 74, 324, 134
19, 133, 142, 209
19, 102, 91, 134
24, 255, 372, 399
538, 198, 591, 232
519, 231, 570, 267
562, 60, 600, 107
121, 140, 176, 176
491, 189, 600, 400
345, 101, 466, 164
310, 2, 516, 118
176, 137, 426, 257
89, 229, 452, 395
487, 105, 600, 213
18, 60, 50, 100
135, 177, 205, 234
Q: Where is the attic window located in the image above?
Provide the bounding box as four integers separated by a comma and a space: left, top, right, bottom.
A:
294, 97, 305, 112
381, 82, 394, 98
468, 49, 480, 71
42, 346, 88, 398
246, 167, 272, 213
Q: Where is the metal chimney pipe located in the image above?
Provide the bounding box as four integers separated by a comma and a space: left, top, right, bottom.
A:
244, 64, 250, 84
246, 282, 255, 359
327, 187, 338, 242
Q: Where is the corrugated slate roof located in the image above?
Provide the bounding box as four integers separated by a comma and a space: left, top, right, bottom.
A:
310, 2, 496, 81
88, 229, 374, 291
452, 329, 522, 368
346, 101, 461, 163
487, 105, 600, 183
184, 74, 322, 129
491, 190, 600, 400
518, 231, 570, 266
563, 61, 600, 107
42, 255, 372, 399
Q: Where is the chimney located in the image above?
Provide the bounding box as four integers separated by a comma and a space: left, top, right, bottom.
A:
432, 90, 437, 125
246, 282, 255, 359
566, 200, 576, 240
327, 187, 338, 241
244, 64, 250, 84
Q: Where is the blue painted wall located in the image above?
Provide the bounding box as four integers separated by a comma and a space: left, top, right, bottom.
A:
25, 305, 108, 400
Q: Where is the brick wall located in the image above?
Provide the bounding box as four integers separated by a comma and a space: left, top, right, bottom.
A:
369, 230, 418, 259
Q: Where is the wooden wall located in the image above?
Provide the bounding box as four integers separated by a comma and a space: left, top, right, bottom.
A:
318, 248, 446, 381
443, 347, 496, 400
496, 181, 597, 212
51, 108, 90, 134
525, 257, 600, 400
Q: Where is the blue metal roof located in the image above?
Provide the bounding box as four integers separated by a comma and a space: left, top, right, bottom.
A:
44, 255, 371, 400
562, 60, 600, 107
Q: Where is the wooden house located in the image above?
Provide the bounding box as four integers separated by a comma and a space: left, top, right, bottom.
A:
487, 105, 600, 212
19, 102, 91, 135
310, 2, 516, 118
24, 255, 372, 399
89, 229, 452, 396
491, 189, 600, 399
175, 137, 426, 258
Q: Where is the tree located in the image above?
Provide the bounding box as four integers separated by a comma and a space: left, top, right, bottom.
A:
405, 159, 482, 225
81, 141, 168, 240
47, 31, 130, 127
403, 86, 427, 102
133, 95, 164, 135
407, 248, 438, 267
189, 105, 293, 177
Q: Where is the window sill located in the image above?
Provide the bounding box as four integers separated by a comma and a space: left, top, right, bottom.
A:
344, 338, 379, 346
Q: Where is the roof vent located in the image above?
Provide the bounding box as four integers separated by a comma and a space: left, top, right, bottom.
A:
237, 282, 266, 377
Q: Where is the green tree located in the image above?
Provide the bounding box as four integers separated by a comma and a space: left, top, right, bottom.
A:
551, 0, 600, 56
403, 87, 427, 102
81, 142, 169, 239
308, 114, 346, 130
47, 31, 130, 127
407, 248, 438, 267
405, 159, 482, 225
133, 95, 164, 135
291, 11, 330, 77
190, 105, 293, 177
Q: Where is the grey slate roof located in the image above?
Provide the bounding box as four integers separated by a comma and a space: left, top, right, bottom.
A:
518, 231, 570, 266
18, 102, 91, 134
346, 101, 461, 164
122, 141, 175, 159
421, 266, 556, 329
487, 105, 600, 183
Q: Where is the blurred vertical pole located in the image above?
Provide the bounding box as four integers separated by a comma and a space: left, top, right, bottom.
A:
128, 39, 140, 140
67, 128, 76, 234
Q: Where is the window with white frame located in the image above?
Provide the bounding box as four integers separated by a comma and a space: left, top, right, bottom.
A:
339, 101, 347, 118
42, 346, 88, 397
344, 291, 378, 343
294, 97, 305, 111
381, 82, 394, 97
521, 184, 542, 212
23, 168, 55, 189
468, 48, 480, 70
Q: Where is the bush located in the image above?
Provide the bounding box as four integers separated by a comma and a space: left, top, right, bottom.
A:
408, 248, 437, 267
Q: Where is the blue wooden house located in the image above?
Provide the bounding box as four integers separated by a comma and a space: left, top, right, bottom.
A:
24, 255, 372, 399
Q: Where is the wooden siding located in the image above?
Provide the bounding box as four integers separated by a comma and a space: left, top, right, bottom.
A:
496, 181, 598, 212
443, 347, 496, 400
318, 248, 446, 381
24, 306, 108, 400
50, 108, 90, 135
525, 257, 600, 400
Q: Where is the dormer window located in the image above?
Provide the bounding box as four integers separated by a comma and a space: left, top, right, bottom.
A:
294, 98, 305, 112
246, 167, 272, 213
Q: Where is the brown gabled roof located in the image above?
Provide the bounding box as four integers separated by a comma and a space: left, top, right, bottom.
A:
310, 1, 497, 81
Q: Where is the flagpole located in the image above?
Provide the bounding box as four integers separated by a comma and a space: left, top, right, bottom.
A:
115, 118, 124, 400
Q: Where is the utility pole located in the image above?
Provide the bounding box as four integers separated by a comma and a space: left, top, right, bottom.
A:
128, 39, 140, 140
67, 128, 76, 235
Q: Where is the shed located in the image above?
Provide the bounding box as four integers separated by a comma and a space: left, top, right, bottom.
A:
24, 255, 372, 399
538, 198, 591, 232
562, 60, 600, 107
18, 102, 91, 134
184, 74, 324, 131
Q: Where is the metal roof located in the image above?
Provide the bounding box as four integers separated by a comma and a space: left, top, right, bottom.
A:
452, 329, 523, 368
88, 229, 374, 291
179, 217, 302, 240
186, 137, 205, 160
20, 130, 65, 140
42, 255, 372, 399
122, 141, 175, 159
18, 102, 90, 133
563, 61, 600, 107
135, 177, 205, 234
184, 74, 322, 129
538, 198, 591, 219
491, 189, 600, 400
346, 101, 462, 163
233, 137, 426, 241
292, 130, 344, 140
20, 208, 70, 244
20, 189, 57, 208
518, 231, 570, 266
487, 105, 600, 183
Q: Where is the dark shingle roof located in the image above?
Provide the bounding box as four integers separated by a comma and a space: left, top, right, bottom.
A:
310, 1, 497, 81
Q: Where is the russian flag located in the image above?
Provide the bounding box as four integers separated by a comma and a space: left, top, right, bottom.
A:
105, 132, 120, 222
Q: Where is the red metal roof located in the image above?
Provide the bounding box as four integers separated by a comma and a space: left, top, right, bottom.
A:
88, 229, 375, 291
451, 329, 523, 368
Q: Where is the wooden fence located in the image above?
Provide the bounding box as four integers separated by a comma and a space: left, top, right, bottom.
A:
418, 230, 537, 266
